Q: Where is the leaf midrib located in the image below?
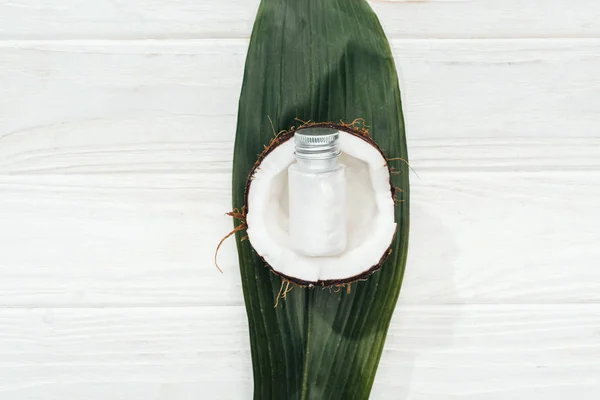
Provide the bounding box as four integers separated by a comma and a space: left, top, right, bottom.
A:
300, 290, 312, 400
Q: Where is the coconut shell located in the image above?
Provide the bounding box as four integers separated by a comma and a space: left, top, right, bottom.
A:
242, 121, 399, 287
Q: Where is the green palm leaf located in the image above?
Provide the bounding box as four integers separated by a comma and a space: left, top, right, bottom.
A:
232, 0, 409, 398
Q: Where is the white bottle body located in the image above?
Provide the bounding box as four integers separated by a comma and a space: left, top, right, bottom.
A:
288, 161, 347, 257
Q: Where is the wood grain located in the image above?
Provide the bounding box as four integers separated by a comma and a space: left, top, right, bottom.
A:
0, 0, 599, 39
1, 39, 599, 141
0, 40, 599, 308
0, 305, 598, 399
0, 136, 598, 307
0, 4, 599, 397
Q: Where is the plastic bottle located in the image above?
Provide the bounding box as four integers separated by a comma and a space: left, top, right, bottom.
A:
288, 128, 347, 256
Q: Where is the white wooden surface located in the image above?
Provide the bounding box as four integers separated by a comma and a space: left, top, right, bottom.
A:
0, 1, 599, 399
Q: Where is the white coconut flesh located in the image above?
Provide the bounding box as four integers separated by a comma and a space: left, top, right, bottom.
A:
246, 131, 396, 284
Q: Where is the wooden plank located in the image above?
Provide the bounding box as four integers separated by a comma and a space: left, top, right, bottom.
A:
0, 40, 598, 307
1, 39, 599, 141
0, 135, 598, 307
0, 307, 253, 399
0, 305, 598, 399
0, 0, 599, 40
374, 304, 600, 399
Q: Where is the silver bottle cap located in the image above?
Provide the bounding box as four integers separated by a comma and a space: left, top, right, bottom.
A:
294, 128, 341, 160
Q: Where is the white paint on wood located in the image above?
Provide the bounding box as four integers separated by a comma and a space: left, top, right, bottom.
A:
1, 0, 600, 39
1, 39, 599, 141
0, 1, 599, 398
0, 306, 598, 399
0, 134, 599, 307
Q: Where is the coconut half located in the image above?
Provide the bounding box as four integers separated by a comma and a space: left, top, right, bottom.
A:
243, 123, 398, 287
